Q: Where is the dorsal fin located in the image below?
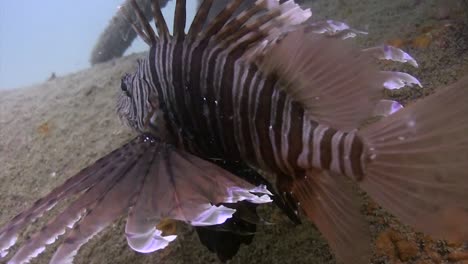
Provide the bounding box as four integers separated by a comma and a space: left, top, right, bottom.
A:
187, 0, 214, 39
213, 1, 274, 43
258, 29, 386, 131
201, 0, 245, 39
216, 1, 310, 48
130, 0, 157, 44
119, 1, 154, 46
200, 0, 311, 63
151, 0, 170, 40
173, 0, 186, 41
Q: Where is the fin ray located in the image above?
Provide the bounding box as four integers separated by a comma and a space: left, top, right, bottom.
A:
151, 0, 170, 39
187, 0, 214, 38
0, 139, 140, 259
259, 30, 388, 131
292, 169, 371, 264
1, 136, 272, 263
173, 0, 186, 40
360, 77, 468, 242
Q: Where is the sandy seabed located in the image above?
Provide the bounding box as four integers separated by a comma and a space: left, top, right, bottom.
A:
1, 0, 468, 263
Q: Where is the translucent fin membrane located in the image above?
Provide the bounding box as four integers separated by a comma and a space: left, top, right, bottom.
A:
308, 19, 368, 39
259, 30, 384, 131
292, 169, 371, 264
360, 77, 468, 242
363, 45, 419, 67
0, 139, 143, 261
374, 99, 404, 117
381, 71, 422, 90
1, 136, 271, 264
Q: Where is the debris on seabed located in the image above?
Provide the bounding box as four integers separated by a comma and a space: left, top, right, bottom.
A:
37, 121, 52, 137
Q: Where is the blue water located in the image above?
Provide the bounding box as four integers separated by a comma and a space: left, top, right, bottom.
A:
0, 1, 196, 90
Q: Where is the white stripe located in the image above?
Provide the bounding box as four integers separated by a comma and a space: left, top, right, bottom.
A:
312, 124, 329, 168
157, 42, 169, 107
214, 51, 227, 95
269, 85, 287, 173
185, 40, 201, 131
248, 72, 267, 169
200, 44, 220, 140
154, 44, 164, 100
167, 40, 176, 110
233, 61, 249, 158
297, 119, 312, 168
213, 51, 229, 152
143, 59, 155, 93
180, 41, 189, 113
330, 131, 344, 174
200, 44, 211, 99
281, 96, 295, 175
181, 41, 188, 84
185, 40, 198, 84
343, 132, 356, 178
165, 40, 179, 134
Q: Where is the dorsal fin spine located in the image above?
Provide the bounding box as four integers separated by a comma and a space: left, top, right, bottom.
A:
151, 0, 170, 40
173, 0, 187, 41
201, 0, 245, 39
187, 0, 214, 39
130, 0, 157, 44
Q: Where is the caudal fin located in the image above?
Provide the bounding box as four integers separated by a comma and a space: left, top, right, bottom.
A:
359, 77, 468, 242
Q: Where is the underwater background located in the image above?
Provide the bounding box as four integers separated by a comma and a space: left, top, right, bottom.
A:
0, 0, 467, 263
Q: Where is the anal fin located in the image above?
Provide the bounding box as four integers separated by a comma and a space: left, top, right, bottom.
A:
291, 169, 371, 264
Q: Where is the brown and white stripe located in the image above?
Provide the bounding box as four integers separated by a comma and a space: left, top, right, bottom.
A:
118, 0, 367, 179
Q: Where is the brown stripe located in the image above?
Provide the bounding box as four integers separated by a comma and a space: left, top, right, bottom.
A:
320, 128, 336, 170
173, 0, 186, 41
151, 0, 170, 39
253, 74, 281, 172
187, 0, 214, 38
274, 90, 288, 174
287, 100, 305, 176
338, 135, 346, 175
239, 65, 258, 163
205, 46, 226, 155
217, 54, 241, 159
150, 41, 177, 140
183, 42, 202, 146
172, 38, 191, 139
213, 53, 229, 153
187, 39, 214, 153
350, 136, 365, 179
215, 4, 263, 43
222, 8, 279, 49
203, 0, 243, 38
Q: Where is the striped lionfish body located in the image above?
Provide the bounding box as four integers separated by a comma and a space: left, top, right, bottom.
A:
122, 2, 369, 180
2, 1, 468, 264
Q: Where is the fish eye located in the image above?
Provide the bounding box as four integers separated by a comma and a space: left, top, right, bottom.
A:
120, 76, 131, 97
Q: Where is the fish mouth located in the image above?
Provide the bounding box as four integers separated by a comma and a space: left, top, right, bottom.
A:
143, 95, 160, 135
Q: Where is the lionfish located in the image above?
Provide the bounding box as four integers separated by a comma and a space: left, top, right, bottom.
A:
1, 0, 468, 263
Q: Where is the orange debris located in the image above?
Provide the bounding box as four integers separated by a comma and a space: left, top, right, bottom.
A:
156, 218, 178, 236
37, 121, 51, 136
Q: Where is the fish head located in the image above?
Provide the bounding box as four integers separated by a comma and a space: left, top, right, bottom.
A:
116, 65, 159, 135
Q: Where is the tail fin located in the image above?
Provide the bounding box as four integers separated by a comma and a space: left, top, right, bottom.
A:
359, 77, 468, 242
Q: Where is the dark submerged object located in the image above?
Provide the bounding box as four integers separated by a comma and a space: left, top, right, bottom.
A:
1, 1, 468, 263
90, 0, 169, 65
